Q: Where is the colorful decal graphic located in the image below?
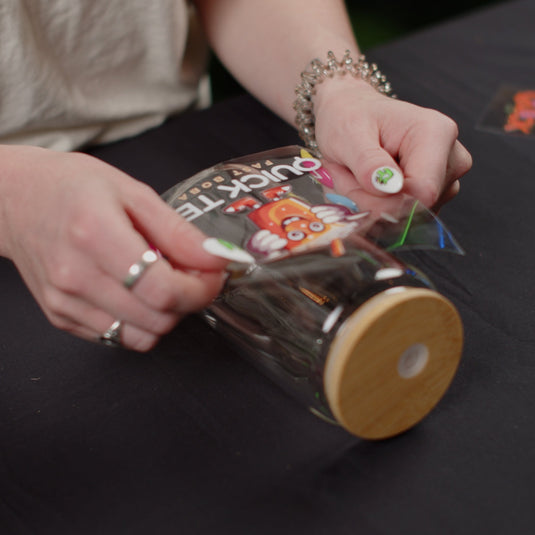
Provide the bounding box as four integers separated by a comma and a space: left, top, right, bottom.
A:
504, 89, 535, 135
478, 86, 535, 137
299, 148, 334, 188
224, 185, 368, 258
162, 145, 463, 265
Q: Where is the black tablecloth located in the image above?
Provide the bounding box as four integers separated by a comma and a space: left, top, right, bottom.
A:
1, 1, 534, 533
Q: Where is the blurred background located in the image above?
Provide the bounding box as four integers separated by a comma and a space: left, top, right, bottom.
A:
343, 0, 504, 51
209, 0, 506, 101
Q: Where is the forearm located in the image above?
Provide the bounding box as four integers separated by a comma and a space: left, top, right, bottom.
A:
0, 144, 35, 259
194, 0, 359, 124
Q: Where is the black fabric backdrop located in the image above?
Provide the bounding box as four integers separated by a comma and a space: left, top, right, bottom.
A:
1, 1, 534, 533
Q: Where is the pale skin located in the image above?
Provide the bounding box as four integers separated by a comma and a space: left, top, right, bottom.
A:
195, 0, 471, 207
0, 0, 472, 351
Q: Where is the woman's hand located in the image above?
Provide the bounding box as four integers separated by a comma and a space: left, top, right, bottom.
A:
0, 146, 227, 351
313, 76, 472, 210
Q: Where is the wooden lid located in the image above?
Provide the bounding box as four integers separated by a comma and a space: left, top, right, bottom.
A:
324, 287, 463, 440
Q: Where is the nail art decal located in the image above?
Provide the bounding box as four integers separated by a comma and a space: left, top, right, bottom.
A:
372, 166, 404, 194
203, 237, 255, 264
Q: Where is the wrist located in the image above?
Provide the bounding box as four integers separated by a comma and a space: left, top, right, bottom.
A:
313, 72, 377, 113
293, 50, 395, 157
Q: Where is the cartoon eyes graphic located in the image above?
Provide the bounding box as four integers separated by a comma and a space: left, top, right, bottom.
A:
309, 222, 325, 232
287, 230, 306, 241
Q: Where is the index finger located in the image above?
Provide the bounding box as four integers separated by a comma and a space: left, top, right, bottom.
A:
399, 115, 460, 207
122, 180, 228, 271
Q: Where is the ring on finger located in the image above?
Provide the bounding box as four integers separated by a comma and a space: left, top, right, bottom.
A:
123, 249, 159, 289
99, 319, 123, 348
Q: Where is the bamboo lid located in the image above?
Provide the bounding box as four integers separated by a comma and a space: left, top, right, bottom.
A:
324, 287, 463, 440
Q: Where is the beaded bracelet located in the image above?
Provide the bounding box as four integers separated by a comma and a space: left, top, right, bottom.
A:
293, 50, 395, 157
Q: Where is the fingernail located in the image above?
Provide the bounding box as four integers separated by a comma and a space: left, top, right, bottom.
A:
202, 238, 255, 264
371, 166, 404, 194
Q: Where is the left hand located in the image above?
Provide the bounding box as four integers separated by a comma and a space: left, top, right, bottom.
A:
312, 75, 472, 210
0, 146, 228, 352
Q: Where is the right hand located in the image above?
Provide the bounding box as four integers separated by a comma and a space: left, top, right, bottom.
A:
0, 145, 228, 351
313, 75, 472, 211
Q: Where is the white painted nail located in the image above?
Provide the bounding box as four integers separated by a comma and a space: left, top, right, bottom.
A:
202, 238, 255, 264
371, 166, 404, 194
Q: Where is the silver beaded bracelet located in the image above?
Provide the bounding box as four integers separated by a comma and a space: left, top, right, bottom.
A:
293, 50, 395, 157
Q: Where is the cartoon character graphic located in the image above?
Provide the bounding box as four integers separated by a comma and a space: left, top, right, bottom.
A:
224, 185, 368, 258
504, 90, 535, 135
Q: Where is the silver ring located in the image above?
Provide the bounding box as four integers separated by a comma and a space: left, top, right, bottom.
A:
123, 249, 159, 288
99, 320, 123, 348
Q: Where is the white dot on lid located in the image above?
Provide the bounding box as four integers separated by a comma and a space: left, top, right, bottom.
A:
397, 343, 429, 379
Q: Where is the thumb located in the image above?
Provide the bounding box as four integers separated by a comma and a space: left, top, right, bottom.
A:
349, 145, 404, 196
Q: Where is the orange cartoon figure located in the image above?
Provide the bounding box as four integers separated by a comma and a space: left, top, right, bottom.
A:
224, 185, 368, 258
504, 90, 535, 135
